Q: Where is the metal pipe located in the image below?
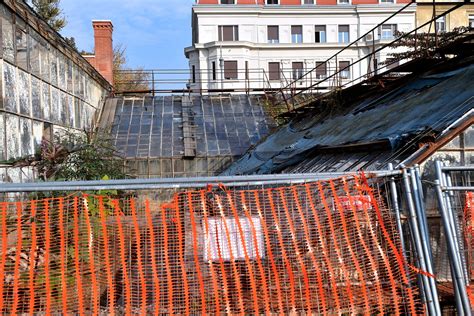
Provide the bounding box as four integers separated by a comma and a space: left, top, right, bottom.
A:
414, 166, 431, 254
388, 164, 407, 257
439, 164, 464, 272
437, 162, 465, 281
0, 171, 402, 192
445, 172, 470, 286
0, 179, 332, 193
441, 166, 474, 172
435, 179, 472, 315
442, 186, 474, 191
439, 173, 469, 315
402, 169, 436, 315
412, 167, 434, 262
409, 168, 441, 315
388, 164, 416, 304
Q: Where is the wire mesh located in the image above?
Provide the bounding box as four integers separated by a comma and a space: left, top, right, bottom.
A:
0, 176, 424, 314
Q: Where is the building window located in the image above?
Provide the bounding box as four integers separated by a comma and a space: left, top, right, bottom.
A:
338, 0, 350, 4
291, 26, 303, 43
339, 61, 351, 79
380, 0, 394, 3
268, 62, 280, 81
218, 25, 238, 41
266, 0, 279, 4
192, 65, 196, 83
292, 62, 304, 80
379, 24, 397, 40
220, 0, 235, 3
267, 26, 279, 43
315, 25, 326, 43
436, 16, 446, 32
303, 0, 316, 3
15, 20, 28, 70
212, 61, 217, 80
338, 25, 350, 43
470, 15, 474, 28
315, 62, 327, 79
224, 61, 238, 80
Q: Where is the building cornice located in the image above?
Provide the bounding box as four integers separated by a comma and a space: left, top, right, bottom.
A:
192, 4, 416, 15
184, 39, 391, 55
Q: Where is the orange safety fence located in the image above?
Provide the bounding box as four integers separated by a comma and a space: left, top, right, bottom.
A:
0, 176, 424, 314
464, 191, 474, 306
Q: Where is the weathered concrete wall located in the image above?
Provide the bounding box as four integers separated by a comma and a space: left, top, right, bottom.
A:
0, 1, 111, 183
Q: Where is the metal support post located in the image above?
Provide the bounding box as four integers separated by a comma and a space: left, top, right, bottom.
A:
436, 162, 465, 315
445, 172, 470, 286
437, 162, 465, 281
403, 169, 436, 315
410, 168, 441, 315
388, 163, 407, 257
435, 179, 472, 315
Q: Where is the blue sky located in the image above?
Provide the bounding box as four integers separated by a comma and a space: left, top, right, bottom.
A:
60, 0, 195, 70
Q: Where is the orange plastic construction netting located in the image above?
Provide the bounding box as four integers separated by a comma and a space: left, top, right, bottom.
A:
0, 176, 423, 314
464, 191, 474, 305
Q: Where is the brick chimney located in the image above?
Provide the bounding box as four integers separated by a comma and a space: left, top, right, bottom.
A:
88, 20, 114, 85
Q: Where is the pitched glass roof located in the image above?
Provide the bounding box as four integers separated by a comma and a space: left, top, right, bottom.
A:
110, 95, 275, 159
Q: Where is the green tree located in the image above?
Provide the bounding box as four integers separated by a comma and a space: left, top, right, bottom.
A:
31, 0, 66, 32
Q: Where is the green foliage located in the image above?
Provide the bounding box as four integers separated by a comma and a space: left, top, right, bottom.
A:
31, 0, 67, 32
2, 129, 127, 182
52, 130, 125, 181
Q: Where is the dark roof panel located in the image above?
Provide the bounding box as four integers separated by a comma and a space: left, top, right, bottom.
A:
224, 63, 474, 175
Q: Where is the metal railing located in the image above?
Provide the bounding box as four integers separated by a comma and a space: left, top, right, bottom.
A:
273, 1, 471, 113
114, 68, 276, 96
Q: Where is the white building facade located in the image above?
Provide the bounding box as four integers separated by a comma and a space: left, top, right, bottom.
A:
184, 1, 416, 93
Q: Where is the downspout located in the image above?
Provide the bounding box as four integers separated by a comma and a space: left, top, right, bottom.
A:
355, 6, 363, 83
220, 45, 224, 90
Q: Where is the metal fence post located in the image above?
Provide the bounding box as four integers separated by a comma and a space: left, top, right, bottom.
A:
435, 179, 472, 315
410, 168, 441, 315
388, 163, 407, 257
402, 169, 436, 315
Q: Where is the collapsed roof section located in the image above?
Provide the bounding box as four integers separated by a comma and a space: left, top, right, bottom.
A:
224, 56, 474, 175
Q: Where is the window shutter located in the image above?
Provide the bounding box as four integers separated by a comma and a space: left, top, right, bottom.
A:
315, 25, 325, 32
223, 26, 233, 41
291, 26, 302, 35
268, 62, 280, 81
224, 61, 238, 79
315, 62, 327, 78
339, 25, 349, 33
268, 26, 279, 40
